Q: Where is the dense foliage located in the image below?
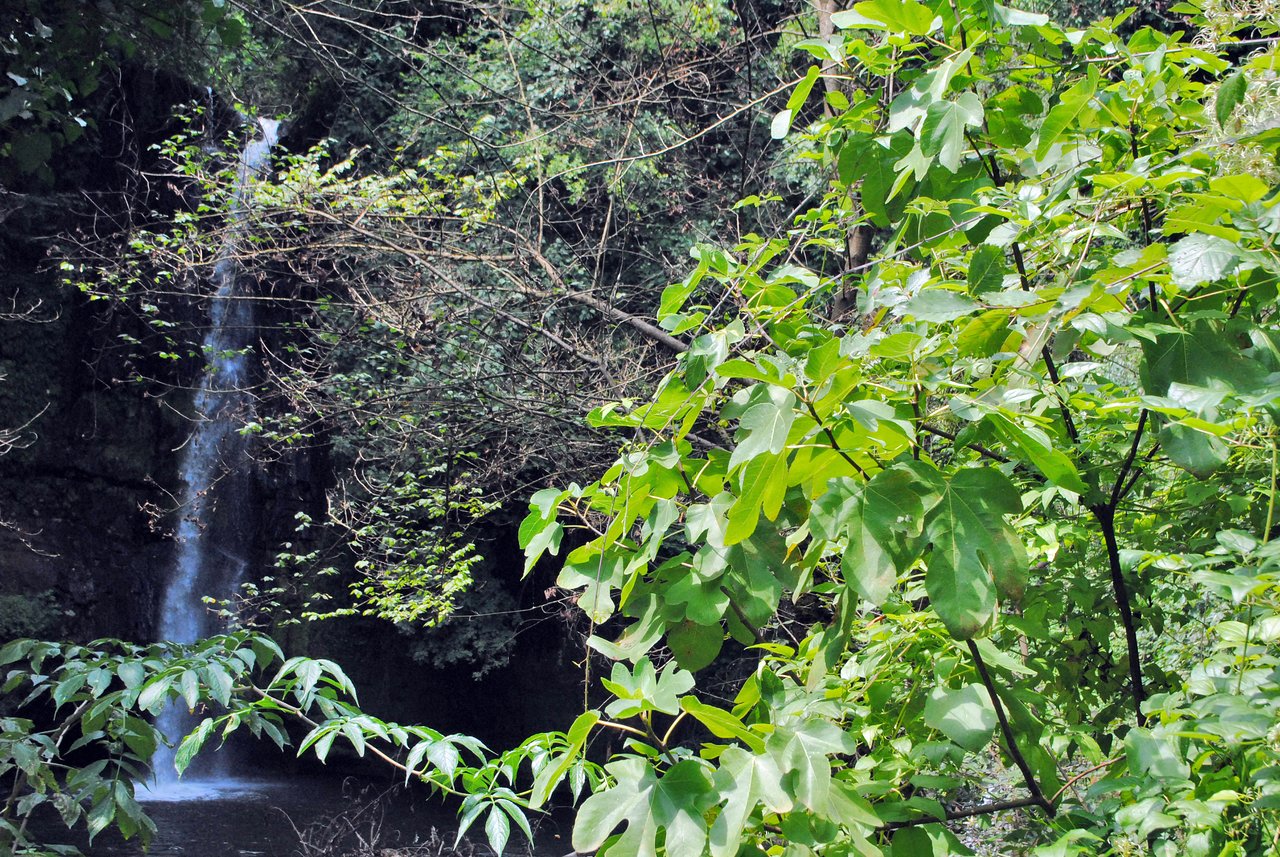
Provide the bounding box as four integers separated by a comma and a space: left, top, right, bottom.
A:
6, 0, 1280, 854
64, 0, 792, 637
1, 0, 247, 186
507, 0, 1280, 850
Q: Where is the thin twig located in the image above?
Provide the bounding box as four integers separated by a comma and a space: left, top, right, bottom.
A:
1049, 757, 1122, 804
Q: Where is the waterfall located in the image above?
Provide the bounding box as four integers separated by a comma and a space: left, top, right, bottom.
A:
148, 117, 279, 793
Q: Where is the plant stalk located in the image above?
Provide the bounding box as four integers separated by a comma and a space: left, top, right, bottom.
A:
966, 641, 1055, 817
1091, 505, 1146, 726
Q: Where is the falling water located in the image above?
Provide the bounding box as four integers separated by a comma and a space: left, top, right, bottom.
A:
147, 117, 279, 794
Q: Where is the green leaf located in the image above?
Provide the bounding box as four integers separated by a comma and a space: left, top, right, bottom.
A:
426, 738, 462, 779
0, 638, 33, 666
709, 746, 792, 857
831, 465, 935, 604
202, 663, 233, 706
993, 4, 1049, 25
1168, 234, 1239, 289
137, 678, 171, 714
1215, 71, 1247, 128
1140, 324, 1262, 400
485, 805, 511, 857
919, 93, 983, 172
668, 621, 724, 672
520, 510, 563, 575
905, 289, 978, 323
891, 824, 975, 856
771, 109, 793, 140
86, 798, 115, 842
529, 711, 600, 809
967, 245, 1007, 295
175, 718, 215, 776
456, 795, 488, 848
681, 698, 766, 753
1159, 422, 1229, 477
728, 388, 797, 470
602, 658, 696, 718
1035, 78, 1096, 160
1126, 727, 1190, 782
786, 66, 822, 114
850, 0, 938, 35
956, 310, 1013, 357
587, 603, 665, 662
572, 759, 714, 857
118, 662, 145, 690
987, 414, 1088, 493
686, 493, 734, 552
771, 719, 858, 811
924, 469, 1023, 638
923, 684, 998, 751
725, 452, 788, 545
179, 670, 200, 710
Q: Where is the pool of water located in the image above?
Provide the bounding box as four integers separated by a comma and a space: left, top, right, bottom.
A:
26, 773, 556, 857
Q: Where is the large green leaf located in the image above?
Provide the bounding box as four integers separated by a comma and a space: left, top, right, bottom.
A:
728, 387, 797, 470
891, 825, 975, 856
1168, 234, 1239, 289
905, 288, 978, 322
812, 463, 940, 605
1158, 422, 1229, 477
709, 746, 792, 857
919, 93, 983, 172
923, 684, 997, 751
1035, 77, 1096, 159
923, 469, 1023, 638
1140, 324, 1263, 401
667, 620, 723, 672
967, 245, 1007, 295
1215, 71, 1247, 128
725, 452, 788, 545
769, 719, 858, 811
601, 659, 695, 719
573, 759, 715, 857
686, 492, 734, 551
682, 698, 766, 753
1125, 728, 1190, 783
842, 0, 938, 34
987, 414, 1088, 494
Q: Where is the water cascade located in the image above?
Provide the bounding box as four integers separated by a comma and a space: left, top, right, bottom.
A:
147, 117, 279, 796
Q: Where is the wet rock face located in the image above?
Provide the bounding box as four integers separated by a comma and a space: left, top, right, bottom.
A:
0, 66, 258, 644
0, 262, 174, 641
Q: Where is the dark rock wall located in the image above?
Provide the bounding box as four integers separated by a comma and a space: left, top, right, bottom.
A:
0, 224, 178, 641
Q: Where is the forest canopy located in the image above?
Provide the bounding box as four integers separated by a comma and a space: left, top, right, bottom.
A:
4, 0, 1280, 855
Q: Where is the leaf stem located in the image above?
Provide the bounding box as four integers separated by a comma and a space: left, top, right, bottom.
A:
919, 423, 1010, 464
1010, 242, 1080, 445
721, 587, 766, 643
802, 399, 868, 478
660, 711, 688, 747
595, 719, 650, 740
1048, 757, 1121, 804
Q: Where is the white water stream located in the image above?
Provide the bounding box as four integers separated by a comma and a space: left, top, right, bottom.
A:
144, 118, 279, 797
